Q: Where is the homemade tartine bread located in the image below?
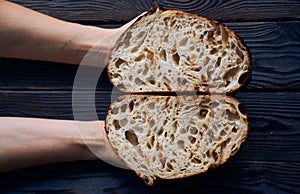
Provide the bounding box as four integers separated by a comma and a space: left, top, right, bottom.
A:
107, 6, 251, 93
106, 95, 248, 185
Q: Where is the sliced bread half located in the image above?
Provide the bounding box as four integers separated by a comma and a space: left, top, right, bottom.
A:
105, 95, 248, 185
107, 6, 251, 93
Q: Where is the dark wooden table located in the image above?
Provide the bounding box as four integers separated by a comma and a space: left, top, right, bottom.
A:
1, 0, 300, 193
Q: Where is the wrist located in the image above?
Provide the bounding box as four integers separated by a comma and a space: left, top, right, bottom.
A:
73, 120, 128, 168
70, 24, 120, 67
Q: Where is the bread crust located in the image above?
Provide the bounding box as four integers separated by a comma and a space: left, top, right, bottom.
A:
105, 94, 248, 185
107, 5, 251, 93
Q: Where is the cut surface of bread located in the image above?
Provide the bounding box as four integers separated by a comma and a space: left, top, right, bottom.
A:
105, 95, 248, 185
108, 6, 251, 93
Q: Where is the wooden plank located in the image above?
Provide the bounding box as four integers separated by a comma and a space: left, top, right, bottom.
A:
1, 21, 300, 91
0, 60, 113, 90
0, 91, 299, 163
10, 0, 300, 23
0, 160, 299, 193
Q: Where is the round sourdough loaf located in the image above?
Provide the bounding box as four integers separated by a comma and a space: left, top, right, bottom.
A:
107, 6, 251, 93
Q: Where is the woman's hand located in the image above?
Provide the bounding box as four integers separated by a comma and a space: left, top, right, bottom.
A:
0, 0, 143, 67
0, 117, 128, 172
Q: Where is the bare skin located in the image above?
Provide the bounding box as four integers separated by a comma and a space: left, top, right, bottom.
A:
0, 1, 143, 171
0, 0, 137, 66
0, 118, 128, 172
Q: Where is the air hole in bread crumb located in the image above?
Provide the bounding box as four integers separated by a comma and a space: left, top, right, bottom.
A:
188, 136, 196, 144
135, 77, 145, 85
180, 168, 186, 171
159, 49, 167, 61
238, 103, 247, 115
207, 30, 214, 40
179, 37, 188, 46
125, 130, 139, 146
225, 80, 231, 87
192, 157, 202, 164
166, 163, 173, 171
142, 66, 149, 76
147, 142, 151, 149
157, 127, 164, 136
112, 120, 121, 130
224, 67, 239, 81
120, 104, 127, 112
216, 57, 221, 67
163, 119, 168, 126
195, 25, 202, 29
221, 130, 226, 136
128, 101, 134, 112
141, 164, 148, 170
134, 54, 144, 61
172, 120, 178, 128
170, 20, 176, 27
232, 126, 237, 133
114, 58, 127, 68
150, 136, 155, 146
163, 34, 169, 42
164, 132, 168, 138
203, 57, 210, 66
190, 126, 198, 135
131, 46, 138, 53
136, 68, 143, 74
238, 72, 250, 85
111, 107, 118, 115
112, 73, 120, 79
137, 31, 146, 39
212, 151, 219, 162
231, 42, 236, 49
236, 58, 242, 64
146, 51, 154, 60
170, 134, 175, 142
172, 53, 180, 66
200, 109, 208, 119
210, 48, 218, 55
226, 109, 239, 121
160, 156, 167, 168
152, 156, 156, 162
180, 128, 187, 134
205, 150, 210, 158
177, 140, 185, 149
119, 118, 128, 127
148, 102, 155, 110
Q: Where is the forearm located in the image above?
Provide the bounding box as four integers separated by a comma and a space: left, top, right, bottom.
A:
0, 117, 107, 172
0, 1, 113, 65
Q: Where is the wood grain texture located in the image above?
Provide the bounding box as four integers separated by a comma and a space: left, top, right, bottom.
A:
0, 153, 299, 193
1, 21, 300, 91
10, 0, 300, 23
